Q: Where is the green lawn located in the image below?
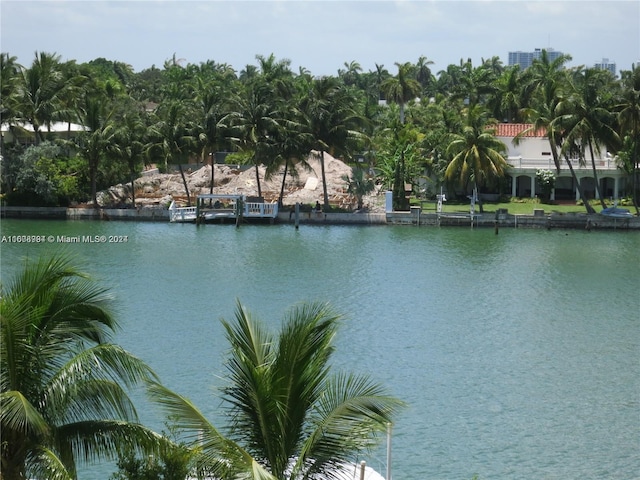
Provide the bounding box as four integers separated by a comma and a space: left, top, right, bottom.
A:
416, 199, 619, 215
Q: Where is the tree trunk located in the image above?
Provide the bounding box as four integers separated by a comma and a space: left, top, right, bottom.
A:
130, 175, 136, 208
566, 157, 595, 214
632, 133, 639, 215
320, 151, 330, 211
209, 163, 215, 195
129, 160, 136, 208
90, 158, 98, 209
278, 162, 289, 207
548, 135, 562, 174
178, 164, 191, 206
254, 161, 262, 199
588, 139, 606, 208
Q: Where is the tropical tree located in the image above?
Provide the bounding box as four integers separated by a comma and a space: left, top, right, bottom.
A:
518, 50, 598, 213
224, 81, 281, 200
415, 56, 435, 96
110, 110, 148, 207
13, 51, 68, 143
1, 255, 162, 480
616, 64, 640, 214
522, 49, 573, 172
342, 167, 375, 210
300, 77, 364, 210
445, 105, 509, 212
0, 53, 20, 125
488, 65, 524, 123
381, 62, 421, 124
147, 101, 196, 204
74, 91, 116, 207
555, 67, 620, 208
148, 301, 403, 480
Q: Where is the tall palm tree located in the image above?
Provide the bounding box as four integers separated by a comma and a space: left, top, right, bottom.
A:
415, 56, 435, 96
0, 53, 20, 126
110, 110, 148, 207
300, 77, 364, 210
223, 82, 281, 200
147, 101, 196, 204
555, 68, 620, 208
445, 105, 509, 213
148, 301, 402, 480
381, 62, 421, 124
74, 92, 116, 208
1, 255, 161, 480
523, 49, 573, 173
617, 64, 640, 214
14, 51, 67, 144
488, 65, 524, 123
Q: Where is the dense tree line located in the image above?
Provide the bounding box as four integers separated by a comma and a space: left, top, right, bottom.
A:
1, 50, 638, 213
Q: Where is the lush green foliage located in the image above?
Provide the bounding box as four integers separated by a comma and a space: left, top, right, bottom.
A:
1, 50, 638, 209
0, 255, 162, 480
147, 301, 404, 480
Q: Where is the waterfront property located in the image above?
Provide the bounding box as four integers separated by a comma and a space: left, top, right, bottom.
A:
168, 194, 279, 223
497, 123, 627, 201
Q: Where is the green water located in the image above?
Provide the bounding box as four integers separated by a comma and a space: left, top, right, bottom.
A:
1, 219, 639, 479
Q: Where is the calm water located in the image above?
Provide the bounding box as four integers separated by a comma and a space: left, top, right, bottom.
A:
1, 219, 639, 480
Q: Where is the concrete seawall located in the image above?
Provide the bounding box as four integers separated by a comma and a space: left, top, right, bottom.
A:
2, 206, 639, 230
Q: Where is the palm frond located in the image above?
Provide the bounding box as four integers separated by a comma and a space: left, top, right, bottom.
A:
1, 390, 50, 437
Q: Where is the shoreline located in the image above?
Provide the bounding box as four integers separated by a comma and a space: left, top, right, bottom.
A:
2, 206, 639, 230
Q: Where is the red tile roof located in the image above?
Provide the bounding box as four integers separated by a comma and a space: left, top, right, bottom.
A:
493, 123, 546, 138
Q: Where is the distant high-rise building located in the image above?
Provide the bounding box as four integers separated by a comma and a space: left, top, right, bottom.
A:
594, 58, 616, 76
508, 48, 564, 70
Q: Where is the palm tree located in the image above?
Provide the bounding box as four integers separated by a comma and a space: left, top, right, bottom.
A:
617, 64, 640, 214
523, 49, 573, 173
342, 167, 375, 210
381, 62, 421, 124
110, 110, 148, 207
14, 51, 67, 144
74, 92, 116, 208
224, 82, 281, 200
1, 255, 161, 480
147, 101, 196, 204
415, 56, 435, 96
0, 53, 20, 126
445, 105, 509, 213
148, 301, 403, 480
300, 77, 364, 210
518, 50, 598, 213
488, 65, 524, 123
555, 68, 620, 209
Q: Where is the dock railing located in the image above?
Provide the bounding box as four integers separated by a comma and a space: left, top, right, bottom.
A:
169, 198, 278, 222
245, 201, 278, 218
169, 201, 197, 222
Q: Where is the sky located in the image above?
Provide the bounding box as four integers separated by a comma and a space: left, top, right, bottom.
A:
1, 0, 639, 77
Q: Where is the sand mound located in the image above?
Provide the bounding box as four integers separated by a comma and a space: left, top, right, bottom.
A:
99, 152, 385, 212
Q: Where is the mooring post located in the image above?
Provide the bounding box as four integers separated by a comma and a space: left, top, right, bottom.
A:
294, 202, 300, 229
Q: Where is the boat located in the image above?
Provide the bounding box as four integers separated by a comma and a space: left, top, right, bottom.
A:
600, 206, 634, 219
169, 194, 279, 223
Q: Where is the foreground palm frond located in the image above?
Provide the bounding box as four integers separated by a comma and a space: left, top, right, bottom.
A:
1, 254, 162, 480
151, 299, 403, 480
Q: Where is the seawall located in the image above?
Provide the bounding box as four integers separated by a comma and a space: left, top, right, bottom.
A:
2, 206, 639, 230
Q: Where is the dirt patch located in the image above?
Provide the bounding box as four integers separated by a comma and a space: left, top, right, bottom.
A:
98, 152, 386, 212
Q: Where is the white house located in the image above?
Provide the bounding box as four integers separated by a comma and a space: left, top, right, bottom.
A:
1, 121, 88, 147
495, 123, 625, 201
